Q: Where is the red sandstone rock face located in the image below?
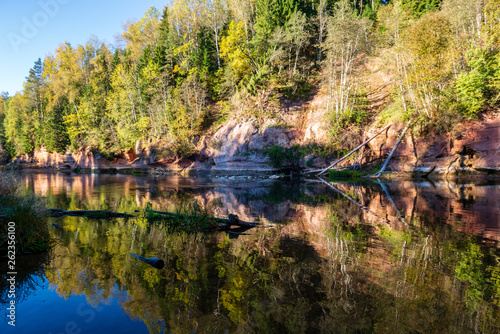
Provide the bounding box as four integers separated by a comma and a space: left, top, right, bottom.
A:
11, 106, 499, 173
302, 94, 330, 143
206, 118, 298, 171
30, 147, 76, 168
23, 144, 150, 169
368, 112, 500, 174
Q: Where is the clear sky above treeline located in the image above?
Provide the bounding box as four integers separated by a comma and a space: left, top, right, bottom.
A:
0, 0, 170, 95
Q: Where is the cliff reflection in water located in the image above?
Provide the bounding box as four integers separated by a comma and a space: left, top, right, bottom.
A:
13, 174, 500, 333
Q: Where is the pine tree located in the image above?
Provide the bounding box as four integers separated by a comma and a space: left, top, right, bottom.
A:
154, 6, 175, 86
111, 49, 121, 71
44, 97, 70, 154
24, 58, 44, 118
193, 27, 218, 89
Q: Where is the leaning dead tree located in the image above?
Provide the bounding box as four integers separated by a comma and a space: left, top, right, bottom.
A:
371, 118, 413, 178
316, 123, 392, 176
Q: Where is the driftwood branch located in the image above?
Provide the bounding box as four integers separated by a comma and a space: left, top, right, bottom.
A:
371, 118, 412, 178
48, 208, 134, 218
317, 123, 392, 176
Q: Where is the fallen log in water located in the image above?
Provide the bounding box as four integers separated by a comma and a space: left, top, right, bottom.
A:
48, 208, 134, 219
147, 210, 258, 231
129, 253, 165, 269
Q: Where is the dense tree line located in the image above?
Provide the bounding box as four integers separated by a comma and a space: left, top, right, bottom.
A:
0, 0, 499, 159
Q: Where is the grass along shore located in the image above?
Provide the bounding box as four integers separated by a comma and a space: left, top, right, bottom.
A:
0, 174, 51, 254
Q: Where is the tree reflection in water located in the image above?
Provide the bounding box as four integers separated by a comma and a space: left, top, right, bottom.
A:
1, 174, 499, 333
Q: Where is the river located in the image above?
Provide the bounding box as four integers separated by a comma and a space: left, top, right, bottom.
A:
1, 173, 500, 333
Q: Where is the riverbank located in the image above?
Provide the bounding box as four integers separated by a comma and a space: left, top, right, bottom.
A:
3, 110, 498, 179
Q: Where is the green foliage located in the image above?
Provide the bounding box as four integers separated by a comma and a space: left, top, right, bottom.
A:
280, 79, 312, 100
44, 97, 70, 153
244, 66, 271, 96
143, 202, 223, 232
262, 144, 303, 168
454, 239, 498, 309
220, 21, 251, 84
325, 0, 372, 122
329, 90, 370, 140
455, 48, 497, 117
192, 27, 218, 97
297, 142, 332, 158
3, 0, 499, 163
328, 169, 368, 179
0, 174, 51, 253
341, 106, 370, 128
403, 11, 452, 117
377, 100, 412, 126
403, 0, 441, 17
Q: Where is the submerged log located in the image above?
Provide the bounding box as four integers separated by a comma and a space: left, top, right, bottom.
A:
149, 211, 258, 230
129, 253, 165, 269
214, 213, 256, 230
48, 208, 134, 219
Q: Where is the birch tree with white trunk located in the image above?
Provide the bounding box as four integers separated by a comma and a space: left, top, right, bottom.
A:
200, 0, 228, 70
324, 0, 371, 121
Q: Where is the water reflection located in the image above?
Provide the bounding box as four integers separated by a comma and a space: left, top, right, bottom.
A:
1, 173, 499, 333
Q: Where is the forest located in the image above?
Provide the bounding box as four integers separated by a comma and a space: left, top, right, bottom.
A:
0, 0, 499, 162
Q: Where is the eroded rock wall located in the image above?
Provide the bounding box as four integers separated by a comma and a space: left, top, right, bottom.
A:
368, 113, 500, 175
197, 118, 299, 171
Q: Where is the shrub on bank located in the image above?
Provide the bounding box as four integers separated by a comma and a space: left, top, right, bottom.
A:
328, 169, 368, 179
0, 174, 51, 253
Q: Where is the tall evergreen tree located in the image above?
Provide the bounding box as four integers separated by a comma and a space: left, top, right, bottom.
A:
0, 95, 8, 159
193, 27, 218, 92
44, 97, 70, 154
154, 6, 176, 86
24, 58, 44, 118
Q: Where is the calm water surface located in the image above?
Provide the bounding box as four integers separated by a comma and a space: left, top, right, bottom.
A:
1, 173, 500, 333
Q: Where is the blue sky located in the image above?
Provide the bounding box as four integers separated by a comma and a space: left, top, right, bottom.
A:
0, 0, 170, 95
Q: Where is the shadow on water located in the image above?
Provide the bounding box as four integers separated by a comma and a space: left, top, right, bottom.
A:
0, 252, 50, 305
1, 172, 500, 333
